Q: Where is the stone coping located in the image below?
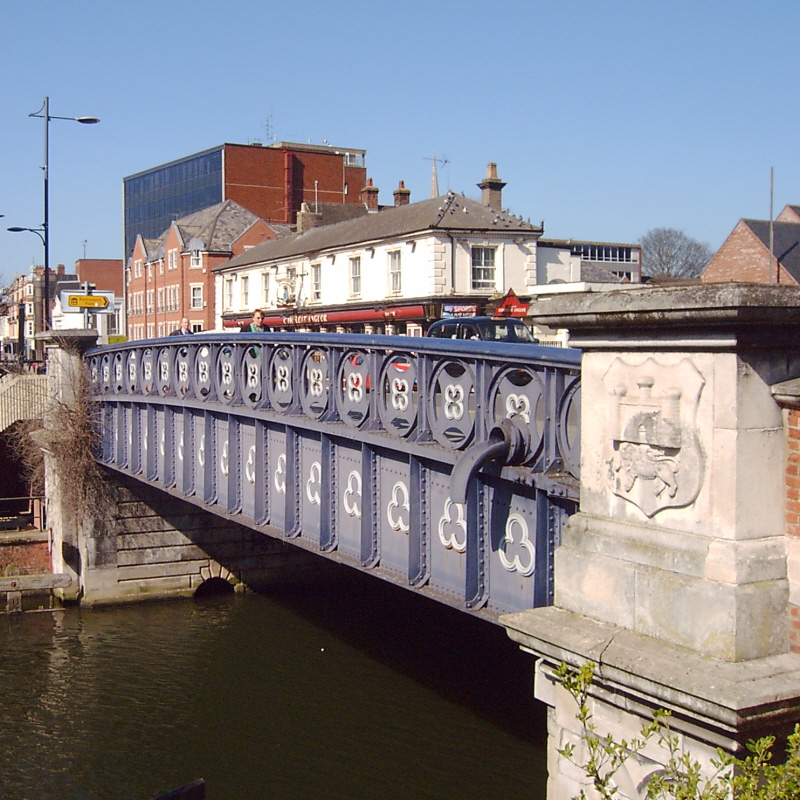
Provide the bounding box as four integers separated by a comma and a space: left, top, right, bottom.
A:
501, 606, 800, 735
36, 329, 99, 353
0, 530, 48, 544
772, 377, 800, 406
530, 283, 800, 342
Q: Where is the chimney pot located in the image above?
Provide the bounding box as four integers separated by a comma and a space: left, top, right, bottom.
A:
361, 178, 380, 211
393, 180, 411, 207
477, 162, 506, 211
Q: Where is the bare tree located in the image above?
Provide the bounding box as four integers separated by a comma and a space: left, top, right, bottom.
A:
638, 228, 713, 279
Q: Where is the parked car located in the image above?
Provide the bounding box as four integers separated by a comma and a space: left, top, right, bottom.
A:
426, 316, 538, 343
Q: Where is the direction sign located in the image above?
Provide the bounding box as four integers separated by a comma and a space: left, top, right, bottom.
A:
68, 295, 109, 309
59, 290, 115, 314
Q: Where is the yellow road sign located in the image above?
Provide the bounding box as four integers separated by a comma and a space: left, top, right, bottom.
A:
67, 294, 109, 309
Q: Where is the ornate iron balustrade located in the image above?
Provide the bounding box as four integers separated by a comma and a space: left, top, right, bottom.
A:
87, 333, 581, 619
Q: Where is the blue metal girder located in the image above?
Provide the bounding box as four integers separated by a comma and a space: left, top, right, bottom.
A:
87, 333, 581, 621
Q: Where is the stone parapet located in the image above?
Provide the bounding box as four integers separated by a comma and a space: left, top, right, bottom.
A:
507, 284, 800, 799
555, 513, 787, 661
503, 606, 800, 748
529, 284, 800, 662
532, 283, 800, 349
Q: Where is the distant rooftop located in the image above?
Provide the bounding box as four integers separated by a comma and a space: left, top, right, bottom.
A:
218, 192, 542, 271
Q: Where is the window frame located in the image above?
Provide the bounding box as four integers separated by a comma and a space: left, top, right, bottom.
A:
311, 263, 321, 301
349, 256, 361, 297
388, 250, 401, 295
471, 246, 496, 290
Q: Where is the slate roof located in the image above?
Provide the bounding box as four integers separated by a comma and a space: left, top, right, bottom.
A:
141, 237, 162, 260
579, 263, 628, 283
216, 193, 542, 271
744, 219, 800, 282
316, 202, 371, 225
173, 200, 265, 251
136, 200, 276, 260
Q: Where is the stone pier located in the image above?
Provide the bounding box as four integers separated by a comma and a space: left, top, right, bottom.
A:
39, 330, 315, 606
502, 284, 800, 799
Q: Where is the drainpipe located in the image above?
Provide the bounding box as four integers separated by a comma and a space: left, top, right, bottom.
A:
450, 417, 530, 504
283, 150, 292, 225
447, 231, 457, 293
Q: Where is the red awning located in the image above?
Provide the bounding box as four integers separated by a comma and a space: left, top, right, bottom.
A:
224, 304, 428, 329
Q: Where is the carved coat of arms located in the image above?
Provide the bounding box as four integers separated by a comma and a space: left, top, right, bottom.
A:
603, 358, 705, 517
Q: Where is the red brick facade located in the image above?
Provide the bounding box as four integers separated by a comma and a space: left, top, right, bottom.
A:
701, 220, 799, 285
223, 144, 366, 225
74, 258, 124, 296
0, 535, 50, 576
127, 211, 278, 338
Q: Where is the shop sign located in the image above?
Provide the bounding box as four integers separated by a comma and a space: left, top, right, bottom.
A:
494, 289, 529, 317
442, 304, 478, 318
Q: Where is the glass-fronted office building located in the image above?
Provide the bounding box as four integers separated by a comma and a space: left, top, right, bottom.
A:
123, 142, 368, 260
124, 147, 224, 259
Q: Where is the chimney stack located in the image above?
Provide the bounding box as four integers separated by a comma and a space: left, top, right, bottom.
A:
296, 202, 323, 234
360, 178, 380, 211
393, 180, 411, 207
477, 162, 506, 211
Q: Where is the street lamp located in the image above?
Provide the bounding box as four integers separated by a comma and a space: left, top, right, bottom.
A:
24, 97, 99, 330
7, 226, 45, 244
8, 226, 46, 349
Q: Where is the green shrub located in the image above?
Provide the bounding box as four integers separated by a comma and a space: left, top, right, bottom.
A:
554, 662, 800, 800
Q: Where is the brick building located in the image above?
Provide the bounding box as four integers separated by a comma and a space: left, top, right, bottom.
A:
74, 258, 123, 297
213, 163, 641, 338
702, 204, 800, 284
127, 200, 283, 339
123, 141, 367, 260
213, 171, 546, 334
5, 265, 77, 360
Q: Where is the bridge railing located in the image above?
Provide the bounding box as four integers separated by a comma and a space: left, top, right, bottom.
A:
86, 333, 581, 616
89, 333, 580, 476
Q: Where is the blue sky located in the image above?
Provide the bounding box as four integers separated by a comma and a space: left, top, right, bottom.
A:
1, 0, 797, 283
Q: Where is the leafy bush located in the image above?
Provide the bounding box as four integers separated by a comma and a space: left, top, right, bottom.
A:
554, 662, 800, 800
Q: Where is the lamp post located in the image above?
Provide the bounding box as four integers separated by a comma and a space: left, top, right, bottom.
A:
17, 97, 99, 331
7, 226, 46, 350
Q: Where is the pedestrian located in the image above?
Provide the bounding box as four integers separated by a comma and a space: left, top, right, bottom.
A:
241, 309, 267, 333
170, 317, 194, 336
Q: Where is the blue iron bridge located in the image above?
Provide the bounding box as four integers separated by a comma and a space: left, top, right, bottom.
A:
88, 333, 581, 621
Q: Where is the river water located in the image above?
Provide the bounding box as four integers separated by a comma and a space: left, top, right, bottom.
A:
0, 569, 548, 800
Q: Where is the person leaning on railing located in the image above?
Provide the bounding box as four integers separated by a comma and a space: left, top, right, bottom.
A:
240, 309, 266, 333
170, 317, 193, 336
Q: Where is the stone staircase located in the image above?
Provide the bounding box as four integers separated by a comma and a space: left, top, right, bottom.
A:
0, 373, 47, 432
